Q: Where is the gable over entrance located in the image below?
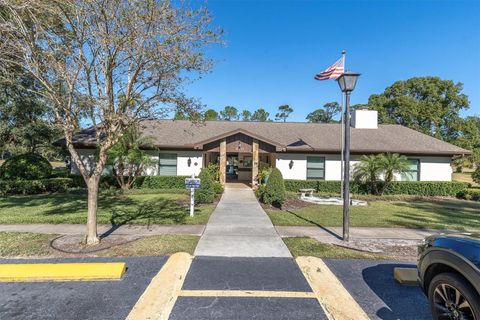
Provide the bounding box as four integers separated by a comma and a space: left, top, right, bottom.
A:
196, 129, 281, 187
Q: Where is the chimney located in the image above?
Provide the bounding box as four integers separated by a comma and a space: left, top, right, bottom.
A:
351, 109, 378, 129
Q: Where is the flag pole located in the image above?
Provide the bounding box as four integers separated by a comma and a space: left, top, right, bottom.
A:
340, 50, 346, 199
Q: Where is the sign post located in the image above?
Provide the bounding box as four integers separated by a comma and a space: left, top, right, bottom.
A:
185, 174, 201, 217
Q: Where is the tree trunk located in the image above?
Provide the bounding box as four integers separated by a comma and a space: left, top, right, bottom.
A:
86, 176, 100, 245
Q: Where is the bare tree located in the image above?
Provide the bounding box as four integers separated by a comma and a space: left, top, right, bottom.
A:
0, 0, 221, 244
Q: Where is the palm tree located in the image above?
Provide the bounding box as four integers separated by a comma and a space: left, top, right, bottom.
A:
377, 153, 410, 194
353, 155, 382, 194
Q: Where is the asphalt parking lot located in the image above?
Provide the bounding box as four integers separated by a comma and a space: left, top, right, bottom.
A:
0, 257, 167, 320
325, 259, 431, 320
0, 256, 431, 319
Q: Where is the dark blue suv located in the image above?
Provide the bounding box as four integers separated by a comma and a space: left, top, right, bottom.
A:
418, 233, 480, 319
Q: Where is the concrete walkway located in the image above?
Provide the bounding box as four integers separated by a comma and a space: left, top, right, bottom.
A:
194, 186, 292, 257
0, 224, 204, 236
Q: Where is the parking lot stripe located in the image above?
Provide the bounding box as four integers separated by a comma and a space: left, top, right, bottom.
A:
179, 290, 316, 298
297, 256, 370, 320
126, 252, 192, 320
0, 262, 126, 282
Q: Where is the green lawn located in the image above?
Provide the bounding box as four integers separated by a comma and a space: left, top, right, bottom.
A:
0, 232, 199, 257
98, 234, 199, 257
283, 237, 386, 260
267, 199, 480, 230
0, 192, 215, 225
0, 232, 54, 257
453, 172, 479, 187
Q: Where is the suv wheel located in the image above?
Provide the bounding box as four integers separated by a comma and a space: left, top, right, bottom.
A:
428, 273, 480, 320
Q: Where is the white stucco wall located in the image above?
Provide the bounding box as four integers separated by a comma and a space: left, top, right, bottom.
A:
144, 150, 203, 176
72, 149, 452, 181
275, 153, 308, 180
73, 149, 203, 177
275, 153, 453, 181
418, 156, 452, 181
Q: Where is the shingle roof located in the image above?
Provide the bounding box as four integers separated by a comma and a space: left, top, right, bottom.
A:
66, 119, 471, 155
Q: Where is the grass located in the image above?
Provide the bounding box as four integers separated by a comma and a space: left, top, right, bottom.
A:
283, 237, 385, 259
0, 232, 54, 257
0, 232, 199, 257
453, 172, 479, 187
267, 199, 480, 230
98, 235, 199, 257
0, 192, 215, 225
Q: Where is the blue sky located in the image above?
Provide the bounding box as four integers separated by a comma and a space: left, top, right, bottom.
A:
185, 0, 480, 122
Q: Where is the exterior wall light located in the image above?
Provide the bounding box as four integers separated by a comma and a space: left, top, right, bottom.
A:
187, 157, 192, 167
289, 160, 294, 169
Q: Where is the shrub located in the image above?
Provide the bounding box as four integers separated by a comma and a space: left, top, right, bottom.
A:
456, 188, 480, 201
203, 163, 220, 181
472, 168, 480, 185
284, 180, 319, 192
195, 170, 215, 204
141, 176, 188, 189
259, 167, 273, 184
0, 153, 52, 180
212, 181, 224, 195
284, 180, 365, 194
283, 179, 467, 197
382, 181, 468, 196
255, 184, 266, 199
0, 178, 74, 196
262, 168, 286, 207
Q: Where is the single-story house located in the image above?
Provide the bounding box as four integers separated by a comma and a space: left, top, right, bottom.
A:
67, 110, 471, 185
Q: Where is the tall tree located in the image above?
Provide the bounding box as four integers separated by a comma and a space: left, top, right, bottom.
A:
251, 108, 270, 122
275, 104, 293, 122
241, 110, 252, 121
204, 109, 218, 121
0, 0, 220, 244
366, 77, 469, 142
219, 106, 239, 121
306, 102, 341, 123
0, 68, 59, 157
173, 111, 188, 120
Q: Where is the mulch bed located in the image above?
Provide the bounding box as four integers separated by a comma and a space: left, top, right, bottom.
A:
49, 234, 141, 254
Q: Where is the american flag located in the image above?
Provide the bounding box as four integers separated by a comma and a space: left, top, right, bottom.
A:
314, 57, 344, 80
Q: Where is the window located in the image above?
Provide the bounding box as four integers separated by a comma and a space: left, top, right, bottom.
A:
402, 159, 420, 181
244, 156, 252, 168
159, 153, 177, 176
307, 156, 325, 180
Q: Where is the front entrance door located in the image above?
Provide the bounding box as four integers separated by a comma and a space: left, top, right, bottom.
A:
226, 153, 239, 181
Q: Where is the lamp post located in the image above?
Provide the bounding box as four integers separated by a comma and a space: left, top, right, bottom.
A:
337, 71, 360, 241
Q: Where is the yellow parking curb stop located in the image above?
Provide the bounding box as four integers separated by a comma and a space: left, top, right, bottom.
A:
0, 262, 126, 282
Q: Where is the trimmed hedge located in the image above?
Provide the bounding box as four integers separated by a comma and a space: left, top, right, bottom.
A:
382, 181, 468, 196
284, 180, 365, 194
456, 188, 480, 201
284, 179, 468, 197
0, 178, 74, 196
138, 176, 188, 189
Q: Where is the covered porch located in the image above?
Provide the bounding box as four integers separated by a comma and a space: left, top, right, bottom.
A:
194, 129, 281, 188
